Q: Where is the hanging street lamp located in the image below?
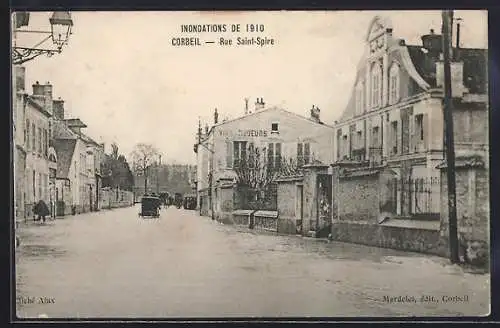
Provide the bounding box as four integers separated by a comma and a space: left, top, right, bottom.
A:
12, 11, 74, 65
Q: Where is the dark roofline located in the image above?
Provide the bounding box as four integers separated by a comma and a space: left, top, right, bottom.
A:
64, 118, 88, 128
27, 96, 51, 118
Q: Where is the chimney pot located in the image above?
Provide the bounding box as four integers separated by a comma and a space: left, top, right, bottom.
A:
36, 81, 39, 84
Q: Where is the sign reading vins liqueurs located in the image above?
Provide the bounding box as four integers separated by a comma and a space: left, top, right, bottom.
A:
218, 129, 268, 137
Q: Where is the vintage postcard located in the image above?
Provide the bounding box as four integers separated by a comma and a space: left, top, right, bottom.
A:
12, 10, 490, 319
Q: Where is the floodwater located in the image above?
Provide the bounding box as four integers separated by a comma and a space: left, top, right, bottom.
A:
15, 205, 490, 319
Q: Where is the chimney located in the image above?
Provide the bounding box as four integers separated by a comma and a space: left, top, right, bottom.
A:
53, 97, 65, 120
244, 98, 249, 115
255, 97, 265, 111
421, 29, 443, 58
214, 108, 218, 124
310, 105, 321, 123
43, 82, 53, 115
32, 81, 44, 95
14, 66, 26, 92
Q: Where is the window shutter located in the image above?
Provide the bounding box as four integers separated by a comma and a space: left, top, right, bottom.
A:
275, 143, 282, 167
268, 143, 274, 167
422, 113, 428, 150
241, 142, 247, 165
233, 141, 238, 167
396, 121, 402, 155
297, 143, 303, 165
304, 143, 310, 164
409, 116, 415, 153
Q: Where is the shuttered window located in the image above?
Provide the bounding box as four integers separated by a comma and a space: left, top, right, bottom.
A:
25, 119, 30, 149
32, 123, 36, 152
297, 143, 303, 166
225, 140, 232, 168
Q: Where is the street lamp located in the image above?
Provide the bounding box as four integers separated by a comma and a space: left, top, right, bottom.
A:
12, 11, 74, 65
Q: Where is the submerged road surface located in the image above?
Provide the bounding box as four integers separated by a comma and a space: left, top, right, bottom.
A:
15, 205, 490, 319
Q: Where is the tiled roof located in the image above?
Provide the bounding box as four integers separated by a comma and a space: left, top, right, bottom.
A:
52, 139, 77, 178
64, 118, 87, 128
53, 120, 77, 139
407, 46, 488, 94
336, 44, 487, 125
80, 132, 101, 146
26, 96, 51, 117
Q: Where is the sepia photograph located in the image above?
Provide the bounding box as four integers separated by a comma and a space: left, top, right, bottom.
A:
12, 10, 490, 319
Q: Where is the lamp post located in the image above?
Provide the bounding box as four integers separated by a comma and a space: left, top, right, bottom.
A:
12, 11, 74, 65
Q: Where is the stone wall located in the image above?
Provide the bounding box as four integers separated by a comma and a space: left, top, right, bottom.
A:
338, 174, 379, 222
439, 165, 489, 266
331, 221, 445, 256
253, 211, 279, 232
100, 188, 134, 209
277, 179, 301, 234
217, 185, 234, 224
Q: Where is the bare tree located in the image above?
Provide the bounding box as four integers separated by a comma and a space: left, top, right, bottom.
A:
110, 142, 119, 160
233, 145, 301, 210
130, 143, 160, 195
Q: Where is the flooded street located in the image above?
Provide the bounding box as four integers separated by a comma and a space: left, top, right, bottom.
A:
15, 205, 490, 319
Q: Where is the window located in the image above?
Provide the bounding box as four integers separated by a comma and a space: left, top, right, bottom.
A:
233, 141, 247, 168
32, 170, 36, 199
38, 172, 43, 200
415, 114, 424, 141
372, 126, 380, 147
390, 121, 398, 155
271, 123, 279, 134
248, 142, 255, 168
370, 63, 382, 108
38, 127, 42, 155
342, 135, 348, 159
43, 129, 48, 158
297, 143, 303, 165
304, 143, 310, 165
268, 142, 282, 168
31, 123, 36, 152
389, 63, 400, 104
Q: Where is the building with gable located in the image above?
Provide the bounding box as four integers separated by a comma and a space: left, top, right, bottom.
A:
195, 99, 335, 224
52, 99, 104, 214
332, 16, 488, 220
23, 81, 58, 218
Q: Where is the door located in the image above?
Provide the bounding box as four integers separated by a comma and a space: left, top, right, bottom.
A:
89, 185, 93, 212
296, 185, 303, 234
317, 174, 333, 238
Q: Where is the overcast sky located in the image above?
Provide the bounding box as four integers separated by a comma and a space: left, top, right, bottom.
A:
16, 10, 487, 165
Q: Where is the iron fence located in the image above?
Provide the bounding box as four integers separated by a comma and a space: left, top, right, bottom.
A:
390, 176, 440, 217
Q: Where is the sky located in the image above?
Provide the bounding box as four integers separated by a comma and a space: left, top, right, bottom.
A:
15, 10, 487, 165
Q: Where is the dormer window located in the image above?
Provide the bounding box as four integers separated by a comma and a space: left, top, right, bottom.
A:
370, 62, 382, 109
389, 62, 401, 105
271, 123, 279, 134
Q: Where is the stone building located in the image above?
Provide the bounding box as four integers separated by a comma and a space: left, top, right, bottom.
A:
332, 16, 488, 220
23, 81, 58, 218
13, 65, 28, 223
194, 100, 335, 224
329, 15, 488, 258
52, 100, 101, 214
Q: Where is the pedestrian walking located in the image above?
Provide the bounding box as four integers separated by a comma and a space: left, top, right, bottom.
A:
33, 200, 50, 223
